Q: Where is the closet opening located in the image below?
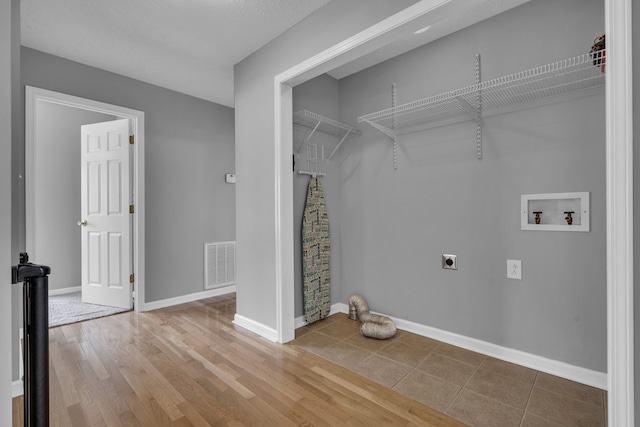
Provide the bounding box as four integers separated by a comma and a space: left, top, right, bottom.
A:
274, 0, 633, 424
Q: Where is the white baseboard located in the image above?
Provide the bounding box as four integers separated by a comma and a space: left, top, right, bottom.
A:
294, 303, 347, 329
296, 303, 606, 390
142, 285, 236, 311
12, 380, 22, 398
294, 316, 307, 329
48, 286, 81, 296
233, 314, 278, 342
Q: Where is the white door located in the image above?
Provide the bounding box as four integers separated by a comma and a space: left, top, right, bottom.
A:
79, 119, 132, 309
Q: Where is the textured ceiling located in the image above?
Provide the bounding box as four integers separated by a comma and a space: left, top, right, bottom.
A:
21, 0, 527, 108
21, 0, 331, 107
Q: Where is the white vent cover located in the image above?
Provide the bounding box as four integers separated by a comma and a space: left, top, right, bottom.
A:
204, 241, 236, 290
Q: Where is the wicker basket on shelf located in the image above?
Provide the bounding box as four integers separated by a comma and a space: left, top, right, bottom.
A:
590, 34, 605, 73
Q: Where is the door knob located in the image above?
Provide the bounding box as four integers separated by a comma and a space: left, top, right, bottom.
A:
77, 220, 87, 226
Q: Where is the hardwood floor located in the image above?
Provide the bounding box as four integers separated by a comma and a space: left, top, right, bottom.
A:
13, 294, 465, 426
12, 395, 23, 426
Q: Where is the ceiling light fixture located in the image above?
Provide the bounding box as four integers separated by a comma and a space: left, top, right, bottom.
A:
414, 25, 432, 35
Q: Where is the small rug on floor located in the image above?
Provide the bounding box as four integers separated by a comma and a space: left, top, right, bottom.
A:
49, 292, 130, 328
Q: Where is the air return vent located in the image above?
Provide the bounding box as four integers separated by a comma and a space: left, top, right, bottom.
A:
204, 241, 236, 290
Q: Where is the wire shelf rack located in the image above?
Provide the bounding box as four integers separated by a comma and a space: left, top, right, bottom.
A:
293, 110, 360, 138
358, 52, 605, 140
293, 110, 361, 166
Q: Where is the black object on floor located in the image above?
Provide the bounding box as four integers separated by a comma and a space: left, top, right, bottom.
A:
12, 252, 51, 427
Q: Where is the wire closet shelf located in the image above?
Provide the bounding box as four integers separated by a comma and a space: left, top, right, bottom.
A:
294, 110, 360, 139
357, 51, 605, 139
294, 110, 361, 177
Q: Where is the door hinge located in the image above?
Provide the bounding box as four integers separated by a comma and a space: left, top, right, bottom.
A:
129, 205, 134, 214
130, 274, 135, 283
129, 135, 134, 145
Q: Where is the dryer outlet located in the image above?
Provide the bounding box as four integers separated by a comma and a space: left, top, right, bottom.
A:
442, 254, 458, 270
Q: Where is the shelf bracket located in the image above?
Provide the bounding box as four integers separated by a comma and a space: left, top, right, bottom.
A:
328, 128, 352, 160
454, 96, 480, 122
307, 117, 324, 142
361, 118, 397, 141
391, 83, 398, 169
475, 54, 482, 160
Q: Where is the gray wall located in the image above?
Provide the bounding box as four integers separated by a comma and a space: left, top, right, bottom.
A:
20, 47, 236, 302
292, 74, 343, 317
235, 0, 418, 334
33, 101, 116, 290
1, 0, 19, 420
337, 0, 605, 372
14, 47, 235, 379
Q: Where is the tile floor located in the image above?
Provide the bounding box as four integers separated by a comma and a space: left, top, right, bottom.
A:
292, 313, 607, 427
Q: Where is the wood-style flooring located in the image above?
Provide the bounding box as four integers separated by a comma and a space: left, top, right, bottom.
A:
13, 293, 465, 426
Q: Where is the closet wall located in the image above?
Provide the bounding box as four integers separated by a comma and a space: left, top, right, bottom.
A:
292, 74, 343, 318
336, 0, 606, 372
234, 0, 418, 332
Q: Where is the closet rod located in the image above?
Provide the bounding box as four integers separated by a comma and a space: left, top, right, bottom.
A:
297, 170, 326, 178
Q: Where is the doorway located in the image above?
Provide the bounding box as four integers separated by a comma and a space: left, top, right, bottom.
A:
25, 86, 146, 315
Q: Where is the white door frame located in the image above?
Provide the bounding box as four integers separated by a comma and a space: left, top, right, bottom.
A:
25, 86, 146, 313
604, 0, 634, 424
273, 0, 633, 425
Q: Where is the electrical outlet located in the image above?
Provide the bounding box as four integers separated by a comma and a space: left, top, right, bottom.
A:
507, 259, 522, 280
442, 254, 457, 270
